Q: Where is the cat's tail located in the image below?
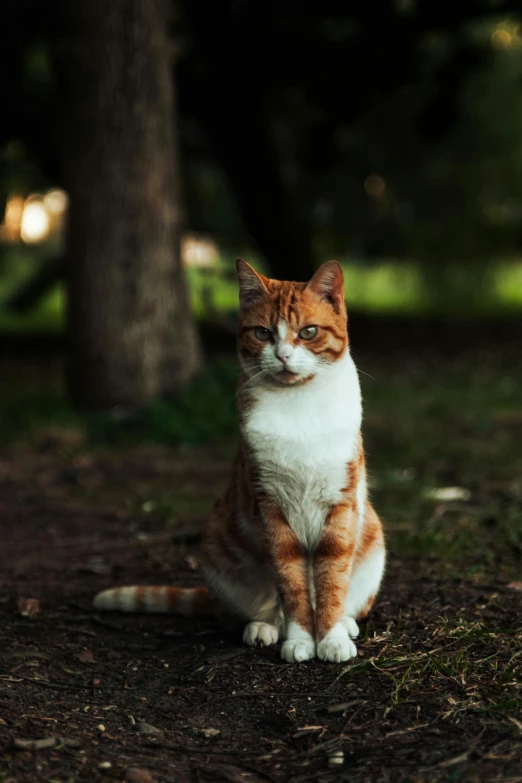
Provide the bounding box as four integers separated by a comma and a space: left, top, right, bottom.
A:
93, 585, 215, 616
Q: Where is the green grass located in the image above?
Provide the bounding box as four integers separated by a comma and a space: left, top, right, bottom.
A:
0, 356, 238, 447
2, 255, 522, 333
360, 351, 522, 579
339, 615, 521, 721
0, 286, 63, 331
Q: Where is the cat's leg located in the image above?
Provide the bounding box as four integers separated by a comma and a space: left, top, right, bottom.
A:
343, 503, 385, 634
203, 499, 283, 647
241, 586, 283, 647
203, 560, 283, 647
264, 502, 316, 662
313, 500, 359, 663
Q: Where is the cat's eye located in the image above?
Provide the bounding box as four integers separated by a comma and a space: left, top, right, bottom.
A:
299, 325, 318, 340
254, 326, 272, 341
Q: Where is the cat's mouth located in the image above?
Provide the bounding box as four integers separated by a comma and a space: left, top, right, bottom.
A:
273, 369, 314, 386
276, 369, 299, 384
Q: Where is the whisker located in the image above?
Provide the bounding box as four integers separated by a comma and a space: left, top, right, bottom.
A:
239, 367, 269, 391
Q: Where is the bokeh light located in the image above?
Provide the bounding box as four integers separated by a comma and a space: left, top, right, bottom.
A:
491, 28, 512, 48
21, 197, 50, 243
44, 188, 69, 215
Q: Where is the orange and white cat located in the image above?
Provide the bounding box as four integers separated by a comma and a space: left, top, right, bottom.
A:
94, 260, 385, 663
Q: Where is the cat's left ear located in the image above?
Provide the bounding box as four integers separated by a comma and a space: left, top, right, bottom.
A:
306, 260, 344, 314
236, 259, 269, 308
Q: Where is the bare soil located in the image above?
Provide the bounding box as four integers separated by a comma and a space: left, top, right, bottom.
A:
1, 436, 521, 783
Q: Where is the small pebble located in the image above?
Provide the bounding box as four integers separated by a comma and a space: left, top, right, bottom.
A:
328, 750, 344, 766
199, 727, 220, 738
98, 761, 112, 770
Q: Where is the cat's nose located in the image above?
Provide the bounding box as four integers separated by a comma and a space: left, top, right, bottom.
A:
276, 345, 293, 365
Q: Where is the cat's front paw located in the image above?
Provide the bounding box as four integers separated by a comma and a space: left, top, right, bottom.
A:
317, 624, 357, 663
340, 615, 360, 639
281, 639, 316, 662
243, 621, 279, 647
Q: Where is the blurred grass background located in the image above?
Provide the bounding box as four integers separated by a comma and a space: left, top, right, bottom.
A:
2, 249, 522, 334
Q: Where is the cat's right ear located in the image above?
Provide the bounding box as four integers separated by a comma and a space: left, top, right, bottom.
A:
306, 260, 344, 314
236, 259, 269, 309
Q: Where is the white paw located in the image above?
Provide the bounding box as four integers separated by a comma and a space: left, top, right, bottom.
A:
317, 624, 357, 663
243, 621, 279, 647
281, 639, 316, 663
340, 616, 360, 639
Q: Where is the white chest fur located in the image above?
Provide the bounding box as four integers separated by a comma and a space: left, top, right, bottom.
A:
243, 353, 362, 549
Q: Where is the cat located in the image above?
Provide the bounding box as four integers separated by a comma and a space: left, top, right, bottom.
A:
93, 259, 386, 663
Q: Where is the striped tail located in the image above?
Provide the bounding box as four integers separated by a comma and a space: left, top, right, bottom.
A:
93, 585, 214, 616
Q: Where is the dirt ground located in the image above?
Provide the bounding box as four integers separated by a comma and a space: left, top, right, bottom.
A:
1, 331, 522, 782
1, 433, 521, 783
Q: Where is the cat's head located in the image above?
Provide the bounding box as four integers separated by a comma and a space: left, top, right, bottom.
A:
236, 259, 348, 386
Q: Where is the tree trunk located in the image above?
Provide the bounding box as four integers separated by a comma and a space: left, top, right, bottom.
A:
56, 0, 201, 409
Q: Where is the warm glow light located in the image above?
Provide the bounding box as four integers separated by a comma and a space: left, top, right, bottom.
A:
491, 28, 512, 48
3, 195, 24, 240
44, 188, 68, 215
21, 200, 50, 243
182, 234, 219, 268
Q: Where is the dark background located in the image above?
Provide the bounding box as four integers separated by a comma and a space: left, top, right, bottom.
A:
1, 1, 522, 408
0, 4, 521, 781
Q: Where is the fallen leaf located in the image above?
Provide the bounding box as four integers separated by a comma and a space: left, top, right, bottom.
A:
123, 768, 155, 783
78, 650, 96, 664
17, 597, 40, 620
507, 581, 522, 591
135, 722, 162, 734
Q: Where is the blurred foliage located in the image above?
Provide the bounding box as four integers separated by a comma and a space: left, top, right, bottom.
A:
2, 2, 522, 285
2, 255, 522, 335
177, 5, 522, 269
0, 358, 238, 446
285, 19, 522, 266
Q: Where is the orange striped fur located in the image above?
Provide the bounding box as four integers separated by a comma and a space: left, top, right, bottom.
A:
93, 585, 214, 615
93, 260, 386, 663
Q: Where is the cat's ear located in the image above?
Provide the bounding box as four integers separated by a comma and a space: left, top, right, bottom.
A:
306, 260, 344, 314
236, 259, 269, 308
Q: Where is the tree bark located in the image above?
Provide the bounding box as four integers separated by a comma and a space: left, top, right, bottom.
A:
56, 0, 201, 409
